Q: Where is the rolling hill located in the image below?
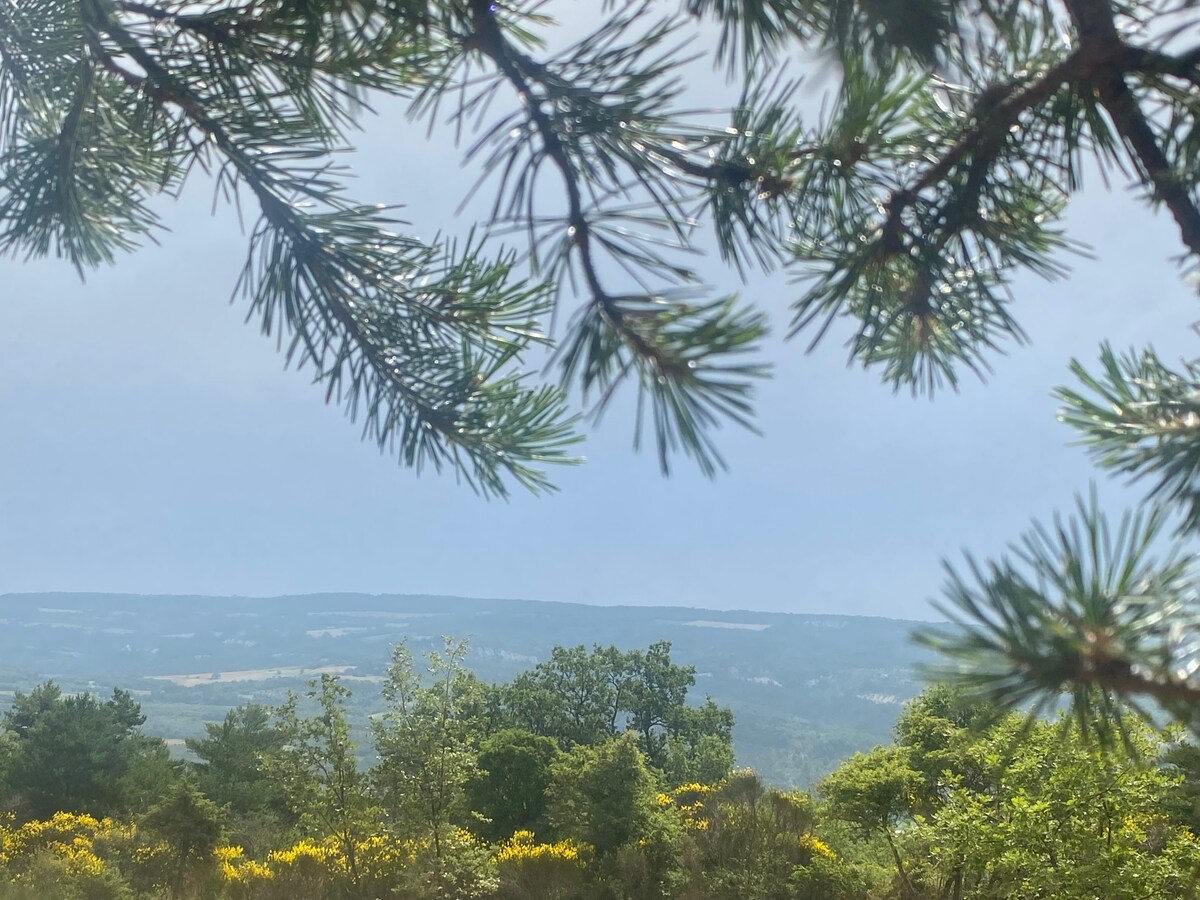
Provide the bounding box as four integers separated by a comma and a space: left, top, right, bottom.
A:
0, 592, 931, 785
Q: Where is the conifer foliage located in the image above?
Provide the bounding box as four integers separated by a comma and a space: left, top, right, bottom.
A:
4, 0, 1197, 493
4, 2, 1200, 733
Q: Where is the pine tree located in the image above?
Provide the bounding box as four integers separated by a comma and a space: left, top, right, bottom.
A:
4, 2, 1200, 731
5, 0, 1194, 494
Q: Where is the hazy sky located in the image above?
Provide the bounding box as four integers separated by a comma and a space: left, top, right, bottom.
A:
2, 15, 1197, 619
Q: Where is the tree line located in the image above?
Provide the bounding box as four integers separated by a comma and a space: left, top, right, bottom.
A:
0, 641, 1199, 899
6, 0, 1200, 753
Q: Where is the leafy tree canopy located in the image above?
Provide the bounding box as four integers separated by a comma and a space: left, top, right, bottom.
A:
1, 683, 175, 821
820, 687, 1200, 900
494, 640, 733, 781
466, 728, 561, 842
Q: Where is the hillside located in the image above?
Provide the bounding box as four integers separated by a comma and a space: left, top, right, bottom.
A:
0, 592, 929, 784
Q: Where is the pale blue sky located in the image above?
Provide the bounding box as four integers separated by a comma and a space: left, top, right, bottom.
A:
1, 16, 1197, 619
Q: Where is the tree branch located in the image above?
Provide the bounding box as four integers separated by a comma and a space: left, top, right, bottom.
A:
882, 54, 1082, 236
1071, 650, 1200, 711
465, 0, 690, 380
1098, 75, 1200, 256
88, 11, 487, 442
1126, 45, 1200, 88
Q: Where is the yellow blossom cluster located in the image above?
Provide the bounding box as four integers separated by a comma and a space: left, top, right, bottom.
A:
0, 811, 131, 877
495, 830, 589, 866
216, 830, 487, 892
215, 846, 273, 884
671, 783, 714, 802
658, 782, 715, 830
267, 837, 340, 868
797, 834, 836, 860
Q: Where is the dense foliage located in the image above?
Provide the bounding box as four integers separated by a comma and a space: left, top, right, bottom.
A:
0, 666, 1198, 900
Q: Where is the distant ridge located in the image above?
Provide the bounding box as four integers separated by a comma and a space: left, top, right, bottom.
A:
0, 592, 929, 785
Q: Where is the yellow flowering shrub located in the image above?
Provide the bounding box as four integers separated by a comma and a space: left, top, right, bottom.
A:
0, 813, 134, 900
495, 830, 589, 865
670, 783, 714, 805
0, 812, 133, 875
216, 845, 273, 883
494, 830, 588, 900
267, 836, 344, 870
654, 782, 717, 831
797, 833, 836, 861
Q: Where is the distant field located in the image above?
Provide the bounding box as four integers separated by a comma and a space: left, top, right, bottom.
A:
681, 620, 771, 631
0, 591, 930, 785
307, 611, 436, 619
148, 664, 355, 687
306, 627, 370, 638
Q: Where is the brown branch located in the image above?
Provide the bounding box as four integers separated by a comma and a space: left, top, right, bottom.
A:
465, 0, 684, 378
893, 55, 1082, 213
1073, 652, 1200, 710
1098, 76, 1200, 256
866, 53, 1084, 291
1126, 45, 1200, 88
1056, 0, 1200, 256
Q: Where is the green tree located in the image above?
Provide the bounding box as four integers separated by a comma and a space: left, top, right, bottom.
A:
501, 645, 630, 748
544, 734, 661, 857
498, 642, 733, 780
662, 699, 736, 787
373, 640, 482, 855
820, 689, 1200, 899
2, 683, 175, 820
138, 778, 225, 900
546, 733, 687, 899
465, 728, 560, 841
820, 745, 921, 898
268, 674, 377, 892
1161, 732, 1200, 834
186, 703, 293, 851
627, 641, 698, 770
918, 714, 1200, 899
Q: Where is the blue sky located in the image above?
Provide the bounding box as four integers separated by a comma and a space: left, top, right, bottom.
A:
2, 16, 1197, 619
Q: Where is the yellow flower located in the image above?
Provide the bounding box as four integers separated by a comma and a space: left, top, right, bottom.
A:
798, 834, 836, 860
495, 831, 589, 865
214, 845, 245, 863
268, 837, 342, 869
221, 856, 274, 884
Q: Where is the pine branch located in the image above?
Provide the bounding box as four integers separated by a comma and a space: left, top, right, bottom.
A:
1097, 76, 1200, 256
466, 0, 666, 371
82, 0, 578, 496
916, 492, 1200, 744
464, 0, 768, 475
1057, 344, 1200, 534
1128, 45, 1200, 89
880, 54, 1081, 249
